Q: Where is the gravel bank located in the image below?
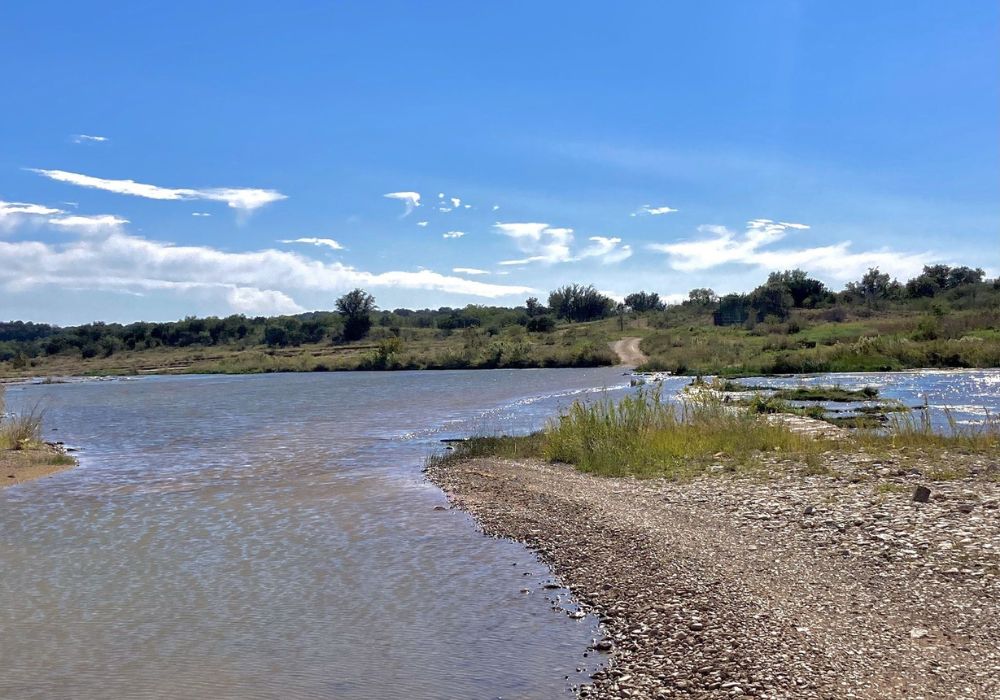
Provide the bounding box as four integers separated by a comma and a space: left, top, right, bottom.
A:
426, 454, 1000, 699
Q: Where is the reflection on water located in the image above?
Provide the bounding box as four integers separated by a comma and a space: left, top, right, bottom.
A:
738, 369, 1000, 427
1, 368, 634, 700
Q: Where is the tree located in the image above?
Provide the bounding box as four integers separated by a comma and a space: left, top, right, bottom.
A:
623, 291, 665, 313
749, 280, 793, 321
525, 297, 547, 317
768, 270, 827, 308
846, 267, 894, 306
526, 315, 556, 333
547, 284, 615, 322
336, 289, 377, 341
687, 288, 718, 306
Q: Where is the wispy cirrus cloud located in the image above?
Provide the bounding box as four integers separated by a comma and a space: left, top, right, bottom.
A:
630, 203, 678, 217
453, 267, 489, 275
279, 237, 345, 250
495, 222, 632, 266
648, 218, 933, 281
72, 134, 109, 144
442, 231, 465, 239
383, 191, 421, 216
30, 168, 287, 212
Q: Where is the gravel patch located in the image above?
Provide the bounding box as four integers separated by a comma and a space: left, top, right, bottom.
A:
426, 454, 1000, 699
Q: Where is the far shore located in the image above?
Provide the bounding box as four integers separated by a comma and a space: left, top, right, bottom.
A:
427, 453, 1000, 698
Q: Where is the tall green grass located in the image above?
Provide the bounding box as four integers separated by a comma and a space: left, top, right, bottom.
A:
0, 385, 45, 450
434, 388, 1000, 481
541, 389, 831, 478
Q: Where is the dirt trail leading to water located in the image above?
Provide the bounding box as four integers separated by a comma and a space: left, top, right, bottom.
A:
427, 456, 1000, 699
610, 337, 648, 367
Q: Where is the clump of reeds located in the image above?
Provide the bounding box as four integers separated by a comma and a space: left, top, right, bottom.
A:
541, 388, 830, 478
0, 386, 46, 450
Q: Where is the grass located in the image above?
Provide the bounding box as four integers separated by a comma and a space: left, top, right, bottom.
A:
0, 385, 74, 485
433, 387, 1000, 481
0, 320, 625, 378
434, 389, 834, 479
637, 307, 1000, 376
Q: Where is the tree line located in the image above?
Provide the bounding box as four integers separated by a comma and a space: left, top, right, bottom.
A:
0, 263, 995, 363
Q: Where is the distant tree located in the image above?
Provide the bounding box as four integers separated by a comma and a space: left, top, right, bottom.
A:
623, 291, 664, 313
846, 267, 895, 306
687, 288, 718, 306
713, 294, 750, 326
526, 315, 556, 333
264, 325, 290, 347
547, 284, 615, 322
905, 265, 986, 297
336, 289, 377, 341
768, 270, 827, 308
749, 280, 793, 321
525, 297, 548, 317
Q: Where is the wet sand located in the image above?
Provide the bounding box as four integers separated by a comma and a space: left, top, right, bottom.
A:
1, 443, 75, 488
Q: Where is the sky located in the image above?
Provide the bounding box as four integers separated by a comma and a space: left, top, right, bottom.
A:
1, 1, 997, 325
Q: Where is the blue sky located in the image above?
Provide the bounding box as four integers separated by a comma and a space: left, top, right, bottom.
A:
1, 1, 997, 324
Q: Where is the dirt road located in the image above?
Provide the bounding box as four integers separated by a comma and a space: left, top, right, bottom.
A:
609, 337, 648, 367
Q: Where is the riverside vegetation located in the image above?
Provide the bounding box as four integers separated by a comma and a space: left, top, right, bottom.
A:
432, 386, 1000, 480
0, 385, 75, 486
1, 264, 998, 378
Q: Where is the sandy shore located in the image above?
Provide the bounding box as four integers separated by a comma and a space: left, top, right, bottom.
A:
427, 455, 1000, 699
1, 443, 76, 488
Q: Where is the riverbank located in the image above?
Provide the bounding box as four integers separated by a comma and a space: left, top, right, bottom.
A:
1, 442, 75, 488
426, 455, 1000, 698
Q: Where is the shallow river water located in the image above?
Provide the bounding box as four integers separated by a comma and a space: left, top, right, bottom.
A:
0, 368, 633, 700
2, 368, 997, 699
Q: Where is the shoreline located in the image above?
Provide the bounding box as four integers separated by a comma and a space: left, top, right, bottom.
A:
426, 455, 1000, 698
1, 442, 76, 489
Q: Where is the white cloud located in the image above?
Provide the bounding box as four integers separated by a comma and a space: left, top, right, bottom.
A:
492, 204, 500, 211
192, 212, 211, 217
630, 204, 678, 217
48, 214, 129, 232
226, 286, 304, 315
438, 193, 445, 199
450, 197, 461, 208
383, 191, 421, 216
72, 134, 109, 144
495, 222, 631, 266
31, 168, 287, 212
0, 217, 533, 316
416, 221, 429, 227
648, 219, 933, 281
580, 236, 633, 264
279, 237, 345, 250
453, 267, 490, 275
1, 200, 65, 231
438, 206, 453, 213
442, 231, 465, 239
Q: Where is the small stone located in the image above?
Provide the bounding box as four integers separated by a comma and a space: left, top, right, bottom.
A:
595, 640, 613, 651
803, 505, 816, 516
956, 503, 975, 514
910, 627, 929, 639
688, 621, 704, 632
912, 485, 931, 503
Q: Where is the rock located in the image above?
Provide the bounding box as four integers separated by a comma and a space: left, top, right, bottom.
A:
803, 505, 816, 516
910, 628, 929, 639
433, 505, 447, 511
688, 621, 705, 632
956, 503, 975, 514
912, 485, 932, 503
595, 640, 614, 651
